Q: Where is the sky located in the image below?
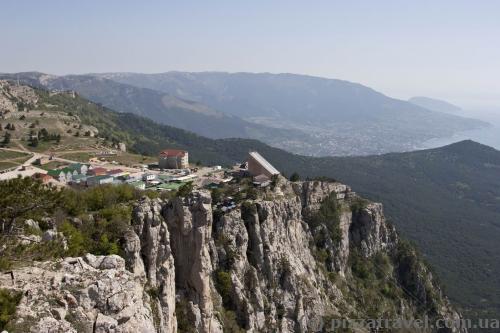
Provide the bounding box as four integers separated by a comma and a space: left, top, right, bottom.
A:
1, 0, 499, 109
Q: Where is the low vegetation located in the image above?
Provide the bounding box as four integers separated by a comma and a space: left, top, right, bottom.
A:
307, 193, 342, 244
3, 80, 496, 320
0, 289, 22, 331
0, 177, 171, 271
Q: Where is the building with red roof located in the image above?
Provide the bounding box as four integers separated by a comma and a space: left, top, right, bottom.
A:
32, 173, 52, 184
159, 149, 189, 169
88, 167, 108, 176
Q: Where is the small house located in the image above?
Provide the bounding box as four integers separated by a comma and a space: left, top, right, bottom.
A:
129, 180, 146, 190
107, 169, 128, 178
32, 173, 52, 184
68, 163, 89, 175
47, 169, 71, 183
88, 167, 108, 176
70, 174, 87, 184
86, 175, 114, 186
142, 173, 156, 181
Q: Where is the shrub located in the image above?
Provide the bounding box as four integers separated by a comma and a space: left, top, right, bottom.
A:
245, 187, 258, 200
0, 257, 12, 272
289, 172, 300, 182
211, 188, 224, 203
270, 174, 279, 189
59, 221, 87, 256
94, 234, 120, 256
176, 298, 196, 333
349, 250, 374, 280
241, 201, 257, 221
177, 182, 194, 197
0, 288, 22, 330
350, 197, 369, 215
215, 270, 233, 307
219, 309, 245, 333
307, 193, 342, 244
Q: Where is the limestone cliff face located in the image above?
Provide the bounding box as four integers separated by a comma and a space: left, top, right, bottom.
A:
2, 180, 465, 333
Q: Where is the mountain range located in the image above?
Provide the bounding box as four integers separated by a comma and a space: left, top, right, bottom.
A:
1, 80, 499, 326
17, 83, 497, 322
1, 71, 488, 156
409, 96, 464, 115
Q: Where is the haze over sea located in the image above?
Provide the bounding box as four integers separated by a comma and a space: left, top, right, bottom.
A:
422, 108, 500, 151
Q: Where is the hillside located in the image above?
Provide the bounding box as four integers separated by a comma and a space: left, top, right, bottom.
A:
409, 96, 464, 115
2, 72, 489, 156
1, 81, 499, 323
0, 72, 298, 143
97, 71, 489, 156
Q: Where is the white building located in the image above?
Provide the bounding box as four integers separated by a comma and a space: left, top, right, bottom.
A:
142, 173, 156, 181
247, 151, 280, 178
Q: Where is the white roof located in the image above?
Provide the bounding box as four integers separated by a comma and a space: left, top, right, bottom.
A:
249, 152, 280, 175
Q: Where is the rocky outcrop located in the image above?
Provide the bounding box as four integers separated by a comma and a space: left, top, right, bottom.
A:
1, 179, 465, 333
0, 254, 156, 333
129, 198, 177, 333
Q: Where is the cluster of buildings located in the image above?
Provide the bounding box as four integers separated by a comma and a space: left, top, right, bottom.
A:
38, 148, 197, 191
36, 149, 193, 190
31, 148, 282, 195
43, 163, 147, 189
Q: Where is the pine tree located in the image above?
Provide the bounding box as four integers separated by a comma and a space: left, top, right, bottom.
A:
2, 132, 10, 145
29, 137, 38, 147
290, 172, 301, 182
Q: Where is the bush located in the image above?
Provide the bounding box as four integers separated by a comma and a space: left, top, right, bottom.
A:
245, 187, 258, 200
2, 132, 10, 145
241, 201, 257, 221
59, 221, 87, 256
211, 188, 224, 203
0, 289, 22, 330
289, 172, 300, 182
177, 182, 193, 197
219, 309, 245, 333
215, 270, 233, 307
270, 174, 279, 189
307, 193, 342, 244
349, 250, 374, 280
176, 298, 196, 333
350, 197, 369, 215
0, 257, 12, 272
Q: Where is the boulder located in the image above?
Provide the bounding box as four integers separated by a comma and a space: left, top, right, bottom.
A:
23, 219, 40, 231
94, 313, 118, 333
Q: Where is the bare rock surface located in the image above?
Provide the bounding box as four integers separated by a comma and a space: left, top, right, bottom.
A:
1, 180, 466, 333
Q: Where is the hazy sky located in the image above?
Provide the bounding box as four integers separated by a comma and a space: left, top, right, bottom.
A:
1, 0, 499, 109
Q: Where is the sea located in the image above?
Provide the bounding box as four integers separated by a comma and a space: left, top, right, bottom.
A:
420, 111, 500, 151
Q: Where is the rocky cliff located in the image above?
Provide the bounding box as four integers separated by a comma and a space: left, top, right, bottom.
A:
0, 179, 465, 332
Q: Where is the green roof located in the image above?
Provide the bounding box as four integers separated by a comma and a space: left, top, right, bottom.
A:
59, 167, 74, 174
47, 169, 64, 177
87, 175, 113, 182
158, 174, 174, 181
67, 163, 85, 172
156, 182, 183, 190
